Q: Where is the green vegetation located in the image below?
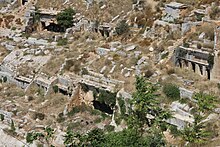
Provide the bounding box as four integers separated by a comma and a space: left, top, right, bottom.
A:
26, 132, 44, 144
56, 7, 75, 29
163, 83, 180, 100
63, 127, 165, 147
44, 126, 54, 141
26, 126, 54, 145
52, 85, 59, 93
210, 5, 220, 19
57, 38, 68, 46
10, 120, 15, 132
104, 125, 115, 132
131, 76, 171, 129
25, 77, 218, 146
118, 98, 126, 116
94, 89, 117, 108
33, 8, 41, 24
0, 114, 4, 121
3, 76, 7, 83
115, 20, 129, 35
11, 26, 16, 30
63, 76, 170, 146
193, 92, 217, 113
181, 114, 210, 144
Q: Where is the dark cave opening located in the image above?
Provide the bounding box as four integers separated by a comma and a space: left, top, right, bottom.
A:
93, 100, 113, 114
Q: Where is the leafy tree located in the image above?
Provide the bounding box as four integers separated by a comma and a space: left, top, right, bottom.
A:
181, 114, 210, 144
86, 128, 106, 147
193, 92, 217, 113
103, 128, 146, 147
115, 20, 129, 35
130, 76, 171, 129
56, 7, 75, 29
145, 128, 166, 147
96, 90, 116, 108
163, 83, 180, 100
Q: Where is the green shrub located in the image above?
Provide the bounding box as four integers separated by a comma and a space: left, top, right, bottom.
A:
57, 113, 65, 123
115, 20, 129, 35
3, 76, 7, 83
167, 68, 175, 75
163, 83, 180, 100
10, 120, 16, 132
169, 125, 180, 137
11, 27, 16, 30
118, 98, 126, 116
53, 85, 59, 93
161, 52, 169, 59
0, 114, 4, 121
95, 90, 117, 108
104, 125, 115, 132
67, 122, 80, 130
56, 7, 75, 29
197, 43, 202, 49
57, 38, 68, 46
193, 92, 217, 113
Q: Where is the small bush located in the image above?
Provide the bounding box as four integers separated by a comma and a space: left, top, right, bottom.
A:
197, 43, 202, 49
57, 113, 65, 123
53, 85, 59, 93
169, 125, 180, 137
3, 76, 7, 83
57, 38, 68, 46
167, 68, 175, 75
115, 20, 129, 35
67, 122, 80, 130
32, 112, 45, 120
104, 125, 115, 132
0, 114, 4, 121
163, 83, 180, 100
11, 27, 16, 30
161, 52, 169, 59
56, 7, 75, 29
118, 98, 126, 116
144, 70, 154, 78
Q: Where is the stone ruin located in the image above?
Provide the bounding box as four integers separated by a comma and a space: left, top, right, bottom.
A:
174, 21, 220, 81
166, 101, 194, 130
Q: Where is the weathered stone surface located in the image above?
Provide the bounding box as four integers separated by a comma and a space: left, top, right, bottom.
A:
166, 101, 194, 130
179, 87, 194, 100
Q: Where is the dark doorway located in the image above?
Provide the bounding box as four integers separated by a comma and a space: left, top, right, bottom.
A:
93, 101, 113, 114
178, 59, 182, 68
199, 65, 203, 75
184, 60, 188, 67
59, 88, 68, 95
44, 23, 65, 32
207, 69, 211, 80
22, 0, 28, 5
191, 62, 196, 72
